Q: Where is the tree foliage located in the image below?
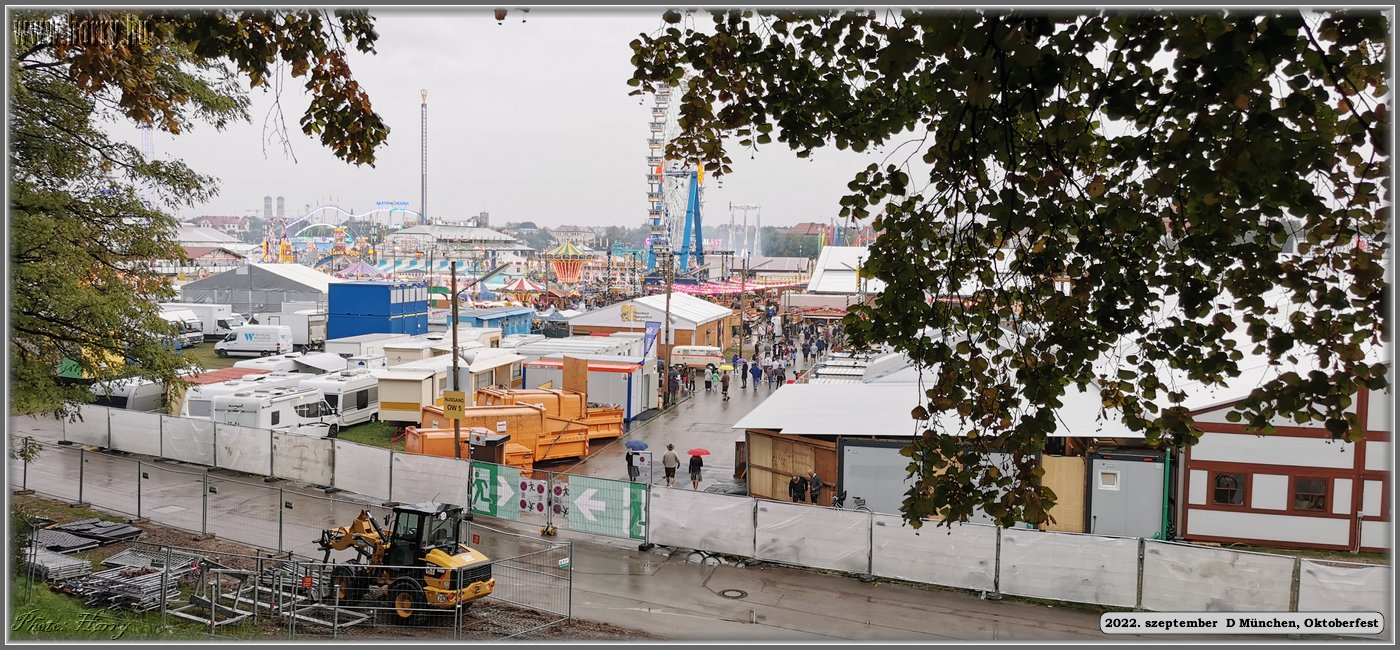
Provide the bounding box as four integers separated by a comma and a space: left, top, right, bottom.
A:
11, 9, 389, 417
629, 10, 1390, 528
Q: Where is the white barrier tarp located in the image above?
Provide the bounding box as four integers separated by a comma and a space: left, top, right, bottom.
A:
333, 440, 391, 501
871, 516, 997, 592
109, 409, 163, 457
1298, 560, 1390, 614
1142, 542, 1293, 612
65, 404, 110, 447
161, 416, 214, 466
755, 502, 871, 574
650, 489, 756, 557
999, 529, 1139, 608
390, 452, 470, 507
273, 433, 333, 486
214, 424, 274, 476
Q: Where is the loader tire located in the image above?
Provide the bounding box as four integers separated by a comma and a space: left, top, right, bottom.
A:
330, 564, 366, 606
390, 577, 426, 625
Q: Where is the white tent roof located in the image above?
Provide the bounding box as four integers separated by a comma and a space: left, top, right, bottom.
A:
176, 225, 242, 245
733, 382, 1140, 438
568, 292, 732, 329
253, 263, 341, 294
807, 246, 886, 295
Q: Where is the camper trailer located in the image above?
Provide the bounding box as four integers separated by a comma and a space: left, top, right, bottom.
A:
211, 386, 339, 438
299, 369, 381, 427
346, 354, 389, 370
382, 339, 441, 367
324, 333, 413, 359
90, 376, 166, 412
180, 371, 317, 419
233, 351, 348, 375
397, 349, 525, 396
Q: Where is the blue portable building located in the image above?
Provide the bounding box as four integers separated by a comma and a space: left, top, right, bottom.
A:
328, 280, 429, 339
456, 306, 537, 336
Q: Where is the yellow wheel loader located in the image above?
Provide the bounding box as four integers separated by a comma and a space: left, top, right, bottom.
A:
318, 502, 494, 623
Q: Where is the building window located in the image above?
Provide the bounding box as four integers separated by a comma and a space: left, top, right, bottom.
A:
1211, 472, 1246, 506
1293, 477, 1328, 512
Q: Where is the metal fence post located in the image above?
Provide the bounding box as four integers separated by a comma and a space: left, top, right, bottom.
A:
212, 422, 219, 469
158, 415, 164, 460
465, 457, 473, 519
137, 461, 143, 520
1290, 556, 1302, 612
202, 471, 210, 536
105, 406, 113, 450
268, 429, 276, 478
278, 487, 285, 552
544, 471, 554, 535
161, 547, 170, 626
77, 447, 86, 505
987, 526, 1003, 600
387, 451, 395, 503
22, 436, 31, 491
865, 510, 875, 580
639, 482, 653, 551
1135, 538, 1146, 611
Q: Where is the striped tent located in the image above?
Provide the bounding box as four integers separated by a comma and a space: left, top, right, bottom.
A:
542, 242, 595, 284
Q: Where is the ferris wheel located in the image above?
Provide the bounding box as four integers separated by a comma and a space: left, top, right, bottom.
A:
646, 75, 705, 275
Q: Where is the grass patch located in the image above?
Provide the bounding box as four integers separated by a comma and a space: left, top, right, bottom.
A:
181, 344, 236, 371
9, 577, 282, 641
336, 420, 403, 451
12, 494, 126, 526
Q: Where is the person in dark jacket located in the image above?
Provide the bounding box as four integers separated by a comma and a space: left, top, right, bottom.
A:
688, 453, 704, 490
789, 473, 809, 503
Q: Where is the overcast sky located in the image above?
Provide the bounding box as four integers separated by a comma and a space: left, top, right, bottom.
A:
118, 9, 875, 230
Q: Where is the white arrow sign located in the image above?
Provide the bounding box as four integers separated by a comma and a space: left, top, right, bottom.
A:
574, 488, 605, 522
497, 475, 514, 508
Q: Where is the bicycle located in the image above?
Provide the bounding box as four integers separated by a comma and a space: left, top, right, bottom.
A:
831, 491, 871, 513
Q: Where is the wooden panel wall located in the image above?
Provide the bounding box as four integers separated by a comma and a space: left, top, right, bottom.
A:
1042, 454, 1087, 533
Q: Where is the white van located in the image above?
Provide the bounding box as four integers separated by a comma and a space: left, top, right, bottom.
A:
211, 386, 340, 438
215, 325, 293, 358
299, 369, 380, 427
671, 345, 725, 368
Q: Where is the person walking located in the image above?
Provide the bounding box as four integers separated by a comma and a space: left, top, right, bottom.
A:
749, 363, 762, 391
626, 451, 640, 482
720, 369, 731, 401
739, 360, 749, 388
661, 444, 680, 487
704, 367, 714, 393
688, 452, 704, 490
788, 473, 809, 503
789, 347, 798, 369
802, 341, 812, 363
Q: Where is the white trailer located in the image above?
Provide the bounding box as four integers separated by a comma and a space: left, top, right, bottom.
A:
376, 368, 442, 425
258, 310, 328, 351
347, 354, 388, 369
158, 308, 205, 348
233, 351, 348, 375
158, 302, 246, 340
324, 333, 413, 359
211, 386, 339, 438
299, 369, 380, 427
90, 376, 166, 412
180, 371, 317, 419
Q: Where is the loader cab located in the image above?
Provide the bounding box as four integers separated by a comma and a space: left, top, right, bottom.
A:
387, 503, 463, 567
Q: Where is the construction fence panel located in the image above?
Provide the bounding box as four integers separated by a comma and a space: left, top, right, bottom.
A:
649, 488, 756, 558
754, 501, 871, 575
277, 491, 340, 559
8, 451, 24, 490
870, 516, 997, 593
1141, 541, 1294, 612
488, 545, 573, 621
390, 452, 470, 507
160, 416, 215, 466
1297, 559, 1390, 614
64, 404, 110, 447
30, 441, 82, 503
553, 473, 648, 542
107, 409, 163, 457
331, 440, 391, 501
462, 521, 563, 564
79, 452, 141, 518
206, 475, 282, 552
271, 433, 333, 486
998, 529, 1139, 608
137, 462, 206, 533
213, 424, 274, 477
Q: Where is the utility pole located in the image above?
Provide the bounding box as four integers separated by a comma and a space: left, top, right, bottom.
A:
421, 89, 429, 226
451, 261, 461, 459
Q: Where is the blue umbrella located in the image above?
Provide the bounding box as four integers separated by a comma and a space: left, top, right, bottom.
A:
625, 439, 649, 451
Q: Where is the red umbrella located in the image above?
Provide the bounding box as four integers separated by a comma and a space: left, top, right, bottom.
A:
687, 448, 710, 456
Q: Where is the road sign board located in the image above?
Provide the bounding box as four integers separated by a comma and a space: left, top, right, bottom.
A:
469, 462, 519, 520
565, 476, 647, 540
443, 391, 467, 419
